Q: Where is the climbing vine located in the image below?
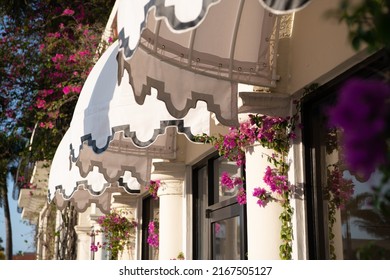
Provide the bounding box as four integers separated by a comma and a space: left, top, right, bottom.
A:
195, 85, 317, 259
195, 112, 297, 259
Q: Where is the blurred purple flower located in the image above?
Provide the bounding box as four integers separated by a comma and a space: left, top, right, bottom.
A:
328, 78, 390, 178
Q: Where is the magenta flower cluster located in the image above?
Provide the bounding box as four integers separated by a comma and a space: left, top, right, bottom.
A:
33, 7, 110, 131
211, 114, 294, 168
92, 210, 137, 259
236, 188, 247, 205
326, 167, 354, 209
146, 180, 161, 200
220, 171, 243, 190
253, 187, 271, 207
263, 166, 289, 195
147, 221, 159, 248
90, 243, 98, 252
328, 78, 390, 179
220, 171, 246, 204
251, 166, 290, 207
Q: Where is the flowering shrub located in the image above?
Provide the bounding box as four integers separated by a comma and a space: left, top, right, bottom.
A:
236, 188, 247, 205
325, 165, 355, 209
325, 164, 355, 259
196, 114, 296, 168
196, 108, 301, 259
263, 166, 289, 195
147, 220, 159, 248
33, 7, 111, 141
92, 209, 137, 260
0, 1, 115, 166
219, 172, 246, 204
253, 187, 272, 208
146, 180, 161, 200
220, 171, 243, 190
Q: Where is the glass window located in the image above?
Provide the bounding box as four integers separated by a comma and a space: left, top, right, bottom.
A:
193, 153, 247, 259
213, 157, 242, 203
303, 53, 390, 259
211, 207, 242, 260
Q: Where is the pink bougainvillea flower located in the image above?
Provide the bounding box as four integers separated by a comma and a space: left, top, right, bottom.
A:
220, 171, 234, 190
62, 8, 75, 16
36, 99, 46, 109
236, 187, 247, 205
68, 54, 77, 63
51, 53, 64, 63
253, 187, 270, 207
147, 221, 159, 248
62, 85, 71, 95
72, 86, 82, 93
41, 89, 54, 97
78, 50, 90, 57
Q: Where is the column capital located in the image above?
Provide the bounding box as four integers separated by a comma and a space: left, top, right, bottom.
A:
157, 181, 183, 197
239, 91, 291, 117
111, 192, 138, 208
151, 161, 186, 181
74, 225, 93, 235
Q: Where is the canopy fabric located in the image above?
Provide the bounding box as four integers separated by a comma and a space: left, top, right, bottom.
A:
48, 40, 211, 202
259, 0, 311, 14
70, 40, 210, 153
117, 0, 278, 127
53, 186, 129, 215
47, 0, 314, 204
48, 129, 141, 204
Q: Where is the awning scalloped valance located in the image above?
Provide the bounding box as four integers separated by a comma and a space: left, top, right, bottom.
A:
116, 0, 279, 128
48, 41, 211, 202
48, 0, 313, 205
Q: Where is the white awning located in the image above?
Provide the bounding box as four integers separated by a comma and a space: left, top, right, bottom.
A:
48, 129, 141, 210
48, 0, 313, 204
48, 41, 211, 202
70, 41, 210, 152
116, 0, 279, 128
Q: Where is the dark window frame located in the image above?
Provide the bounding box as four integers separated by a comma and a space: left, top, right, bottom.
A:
141, 195, 159, 260
192, 152, 247, 260
302, 49, 389, 259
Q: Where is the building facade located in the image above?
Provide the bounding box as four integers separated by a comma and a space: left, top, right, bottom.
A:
19, 0, 390, 260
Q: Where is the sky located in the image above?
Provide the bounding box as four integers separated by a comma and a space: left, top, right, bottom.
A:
0, 182, 36, 255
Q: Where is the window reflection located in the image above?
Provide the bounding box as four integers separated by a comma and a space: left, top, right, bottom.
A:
324, 124, 390, 259
214, 157, 242, 203
341, 170, 390, 259
193, 154, 247, 259
212, 217, 241, 260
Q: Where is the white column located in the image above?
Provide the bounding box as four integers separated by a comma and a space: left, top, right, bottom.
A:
89, 204, 107, 260
153, 162, 185, 260
74, 225, 93, 260
245, 144, 283, 259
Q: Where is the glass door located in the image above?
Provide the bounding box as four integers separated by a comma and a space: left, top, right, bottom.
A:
193, 154, 247, 259
209, 203, 244, 259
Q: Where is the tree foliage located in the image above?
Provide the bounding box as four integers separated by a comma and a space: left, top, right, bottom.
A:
0, 0, 115, 258
1, 0, 115, 161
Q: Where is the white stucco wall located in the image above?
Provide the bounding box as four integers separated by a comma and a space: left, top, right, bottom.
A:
278, 0, 367, 95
